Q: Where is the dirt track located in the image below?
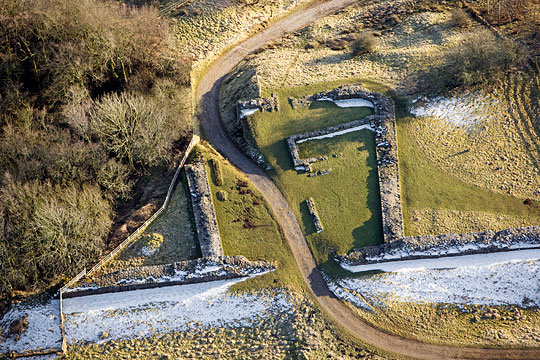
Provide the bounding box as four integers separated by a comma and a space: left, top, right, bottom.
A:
196, 0, 540, 358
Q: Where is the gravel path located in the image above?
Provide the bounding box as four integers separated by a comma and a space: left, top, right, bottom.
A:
196, 0, 540, 358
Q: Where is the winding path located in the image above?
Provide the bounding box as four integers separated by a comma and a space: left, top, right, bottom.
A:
196, 1, 540, 358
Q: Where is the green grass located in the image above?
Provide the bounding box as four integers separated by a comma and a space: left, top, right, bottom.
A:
396, 101, 540, 236
195, 143, 304, 291
249, 82, 381, 273
106, 180, 200, 271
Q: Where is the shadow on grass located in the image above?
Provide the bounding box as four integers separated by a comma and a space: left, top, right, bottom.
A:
351, 133, 383, 249
300, 199, 317, 235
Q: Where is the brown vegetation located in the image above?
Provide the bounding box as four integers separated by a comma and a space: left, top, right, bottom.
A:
0, 0, 191, 298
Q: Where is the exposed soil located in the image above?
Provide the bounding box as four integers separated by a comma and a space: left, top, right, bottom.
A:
196, 0, 540, 358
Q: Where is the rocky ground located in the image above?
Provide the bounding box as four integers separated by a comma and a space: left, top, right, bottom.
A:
65, 292, 385, 360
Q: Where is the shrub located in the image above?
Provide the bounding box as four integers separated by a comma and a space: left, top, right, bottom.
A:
351, 33, 378, 56
216, 191, 228, 201
425, 30, 525, 90
0, 182, 112, 293
450, 8, 471, 28
88, 92, 180, 168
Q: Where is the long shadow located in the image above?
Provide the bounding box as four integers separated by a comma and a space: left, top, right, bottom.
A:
300, 199, 317, 235
351, 132, 383, 249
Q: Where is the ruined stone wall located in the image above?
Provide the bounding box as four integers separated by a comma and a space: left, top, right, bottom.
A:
235, 94, 280, 165
338, 226, 540, 266
306, 198, 323, 233
185, 159, 223, 259
63, 256, 274, 298
286, 85, 404, 243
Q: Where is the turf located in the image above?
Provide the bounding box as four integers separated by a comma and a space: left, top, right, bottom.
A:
249, 83, 380, 272
195, 143, 304, 291
395, 100, 540, 236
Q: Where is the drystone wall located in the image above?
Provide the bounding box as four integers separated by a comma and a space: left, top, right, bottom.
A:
235, 93, 280, 165
185, 159, 223, 259
62, 256, 273, 298
286, 85, 404, 243
338, 226, 540, 266
306, 198, 324, 233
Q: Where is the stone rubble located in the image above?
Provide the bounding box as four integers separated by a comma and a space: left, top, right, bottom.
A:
64, 256, 274, 298
306, 197, 324, 233
185, 159, 223, 259
234, 93, 279, 165
286, 84, 404, 243
338, 226, 540, 266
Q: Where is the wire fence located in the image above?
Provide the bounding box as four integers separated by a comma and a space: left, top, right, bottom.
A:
58, 135, 199, 354
158, 0, 193, 16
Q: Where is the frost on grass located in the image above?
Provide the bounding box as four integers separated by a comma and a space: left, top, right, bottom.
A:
63, 277, 292, 345
410, 92, 498, 132
332, 256, 540, 308
0, 299, 62, 353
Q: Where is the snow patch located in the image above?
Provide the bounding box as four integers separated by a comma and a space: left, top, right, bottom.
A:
240, 108, 259, 118
0, 299, 62, 353
342, 248, 540, 272
318, 97, 374, 108
296, 124, 374, 144
335, 258, 540, 307
410, 92, 498, 131
140, 245, 159, 257
63, 275, 291, 345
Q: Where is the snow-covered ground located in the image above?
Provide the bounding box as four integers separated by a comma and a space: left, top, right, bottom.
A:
342, 248, 540, 272
63, 277, 292, 345
318, 97, 374, 108
411, 92, 498, 131
240, 108, 259, 118
296, 124, 374, 144
0, 299, 62, 353
332, 256, 540, 307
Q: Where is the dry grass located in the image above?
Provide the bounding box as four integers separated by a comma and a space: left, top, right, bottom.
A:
353, 301, 540, 347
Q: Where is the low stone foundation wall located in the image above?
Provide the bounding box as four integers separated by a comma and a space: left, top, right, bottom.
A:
286, 84, 404, 243
306, 198, 323, 233
338, 226, 540, 266
185, 159, 223, 259
235, 94, 279, 165
63, 256, 273, 298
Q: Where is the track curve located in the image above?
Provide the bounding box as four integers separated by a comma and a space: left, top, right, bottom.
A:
196, 1, 540, 358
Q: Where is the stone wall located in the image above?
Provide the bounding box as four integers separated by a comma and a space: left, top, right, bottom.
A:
306, 198, 323, 233
185, 159, 223, 259
286, 85, 404, 243
338, 226, 540, 266
235, 94, 280, 165
63, 256, 274, 298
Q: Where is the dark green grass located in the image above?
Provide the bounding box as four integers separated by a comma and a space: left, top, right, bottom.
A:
251, 82, 380, 274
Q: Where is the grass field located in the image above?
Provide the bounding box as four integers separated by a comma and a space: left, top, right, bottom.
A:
396, 100, 540, 236
247, 83, 380, 273
102, 180, 200, 272
194, 143, 304, 291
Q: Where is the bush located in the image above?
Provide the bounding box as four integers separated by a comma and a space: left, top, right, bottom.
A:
351, 33, 378, 56
450, 8, 471, 28
0, 182, 112, 293
425, 31, 525, 90
0, 0, 192, 295
88, 92, 179, 168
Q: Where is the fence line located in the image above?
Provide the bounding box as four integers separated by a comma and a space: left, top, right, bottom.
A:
158, 0, 192, 16
58, 135, 199, 354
